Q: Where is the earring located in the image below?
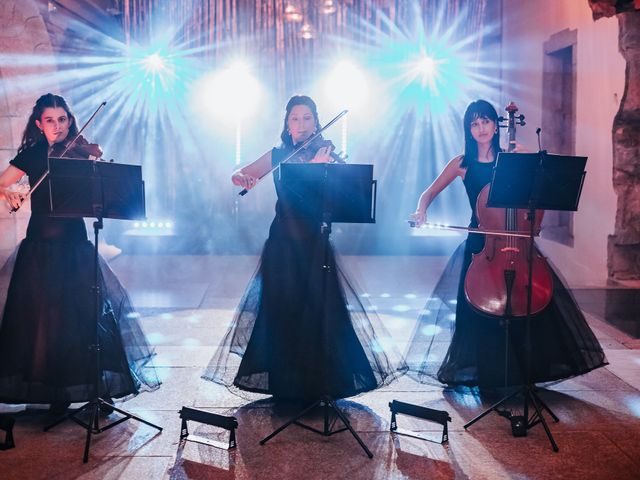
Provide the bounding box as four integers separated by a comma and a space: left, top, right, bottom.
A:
494, 128, 498, 134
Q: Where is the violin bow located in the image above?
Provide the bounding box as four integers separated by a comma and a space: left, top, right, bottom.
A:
238, 109, 348, 196
408, 221, 535, 238
10, 101, 107, 214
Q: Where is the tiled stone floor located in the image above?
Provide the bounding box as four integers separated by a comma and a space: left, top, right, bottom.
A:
1, 254, 639, 480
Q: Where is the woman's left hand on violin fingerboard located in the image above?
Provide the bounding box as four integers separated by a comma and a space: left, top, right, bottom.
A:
310, 145, 334, 163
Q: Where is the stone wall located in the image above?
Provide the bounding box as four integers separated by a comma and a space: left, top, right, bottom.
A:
608, 11, 640, 281
0, 1, 57, 263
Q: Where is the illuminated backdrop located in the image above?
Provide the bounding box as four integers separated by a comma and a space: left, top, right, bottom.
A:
1, 0, 501, 254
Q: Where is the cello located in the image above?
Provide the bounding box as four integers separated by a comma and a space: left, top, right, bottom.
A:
464, 102, 553, 317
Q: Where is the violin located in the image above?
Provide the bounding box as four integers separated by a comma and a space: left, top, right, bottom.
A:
463, 102, 553, 317
292, 134, 345, 163
238, 109, 348, 196
49, 134, 103, 159
10, 101, 108, 213
9, 135, 104, 214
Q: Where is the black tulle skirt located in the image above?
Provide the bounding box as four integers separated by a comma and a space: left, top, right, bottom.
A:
202, 220, 406, 401
405, 235, 608, 388
0, 216, 160, 404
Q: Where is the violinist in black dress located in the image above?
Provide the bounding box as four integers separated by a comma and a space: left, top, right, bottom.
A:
406, 99, 607, 388
202, 95, 405, 401
0, 93, 160, 412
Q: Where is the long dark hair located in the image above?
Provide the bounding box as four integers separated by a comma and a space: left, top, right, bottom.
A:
460, 99, 501, 168
18, 93, 78, 153
279, 95, 321, 148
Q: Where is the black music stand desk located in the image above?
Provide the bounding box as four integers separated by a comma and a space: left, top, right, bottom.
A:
39, 157, 161, 463
259, 163, 376, 458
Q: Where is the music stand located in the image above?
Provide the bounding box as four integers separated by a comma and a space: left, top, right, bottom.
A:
40, 157, 162, 463
463, 151, 587, 453
259, 163, 376, 458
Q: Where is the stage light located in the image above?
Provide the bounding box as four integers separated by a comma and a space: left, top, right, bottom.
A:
179, 406, 238, 450
323, 60, 369, 111
389, 400, 451, 444
142, 52, 166, 74
321, 60, 370, 154
124, 219, 176, 239
195, 61, 261, 122
192, 61, 262, 165
415, 53, 437, 84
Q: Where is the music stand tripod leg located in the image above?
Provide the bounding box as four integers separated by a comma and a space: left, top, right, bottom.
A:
44, 219, 162, 463
83, 402, 99, 463
526, 389, 559, 452
325, 398, 373, 458
463, 389, 520, 429
260, 399, 323, 445
529, 388, 559, 422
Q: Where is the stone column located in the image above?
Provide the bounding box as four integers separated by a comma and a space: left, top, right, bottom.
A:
607, 10, 640, 281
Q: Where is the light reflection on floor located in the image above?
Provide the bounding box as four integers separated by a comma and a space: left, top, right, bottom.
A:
1, 254, 639, 479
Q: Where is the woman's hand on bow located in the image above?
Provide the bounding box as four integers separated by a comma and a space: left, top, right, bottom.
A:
408, 210, 427, 228
232, 171, 258, 190
1, 187, 25, 210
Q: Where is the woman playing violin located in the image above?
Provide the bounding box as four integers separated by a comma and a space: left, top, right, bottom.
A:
231, 97, 340, 191
203, 95, 405, 402
0, 93, 160, 414
405, 99, 606, 390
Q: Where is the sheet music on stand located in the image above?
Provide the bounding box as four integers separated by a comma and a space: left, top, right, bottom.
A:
40, 157, 145, 220
486, 152, 586, 211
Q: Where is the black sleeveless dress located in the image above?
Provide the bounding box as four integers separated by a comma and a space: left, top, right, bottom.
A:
202, 147, 406, 401
405, 158, 607, 387
0, 141, 160, 404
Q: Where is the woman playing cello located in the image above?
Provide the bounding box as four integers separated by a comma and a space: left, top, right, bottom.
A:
406, 99, 606, 389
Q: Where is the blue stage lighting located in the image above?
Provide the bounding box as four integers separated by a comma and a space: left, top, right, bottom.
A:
142, 52, 167, 74
415, 54, 437, 84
